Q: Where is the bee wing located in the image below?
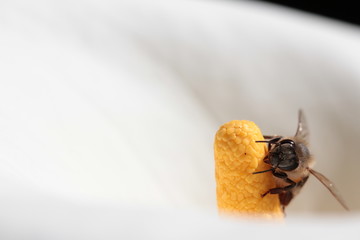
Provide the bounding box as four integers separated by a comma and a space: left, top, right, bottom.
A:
295, 109, 309, 141
309, 168, 349, 211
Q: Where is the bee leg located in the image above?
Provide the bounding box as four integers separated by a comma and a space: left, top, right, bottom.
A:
261, 171, 296, 197
263, 135, 283, 139
261, 182, 296, 197
273, 171, 289, 179
279, 191, 294, 207
253, 168, 274, 174
256, 137, 282, 151
256, 137, 281, 143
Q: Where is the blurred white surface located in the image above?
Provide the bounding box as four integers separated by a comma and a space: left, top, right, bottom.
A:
1, 0, 360, 238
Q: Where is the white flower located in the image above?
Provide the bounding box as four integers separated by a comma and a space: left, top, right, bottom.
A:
0, 0, 358, 238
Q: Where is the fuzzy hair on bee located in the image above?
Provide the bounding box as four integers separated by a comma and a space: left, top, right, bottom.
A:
253, 110, 349, 211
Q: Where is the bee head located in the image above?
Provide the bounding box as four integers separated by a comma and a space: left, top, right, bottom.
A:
270, 139, 300, 171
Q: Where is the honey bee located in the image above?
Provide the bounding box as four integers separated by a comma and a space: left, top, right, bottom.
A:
253, 110, 349, 211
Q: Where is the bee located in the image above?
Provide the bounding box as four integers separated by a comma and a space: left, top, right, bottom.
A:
253, 110, 349, 211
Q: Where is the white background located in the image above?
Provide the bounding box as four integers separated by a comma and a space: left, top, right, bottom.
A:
1, 0, 360, 238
